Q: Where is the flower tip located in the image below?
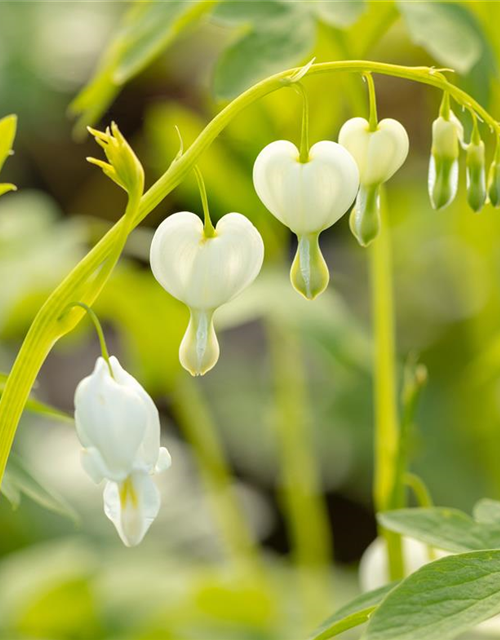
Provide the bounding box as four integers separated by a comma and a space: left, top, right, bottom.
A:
290, 234, 329, 301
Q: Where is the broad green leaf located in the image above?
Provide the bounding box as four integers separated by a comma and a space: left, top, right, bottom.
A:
363, 551, 500, 640
3, 452, 79, 523
0, 114, 16, 172
473, 499, 500, 526
378, 507, 500, 553
397, 2, 483, 74
310, 583, 396, 640
213, 13, 316, 99
312, 0, 366, 28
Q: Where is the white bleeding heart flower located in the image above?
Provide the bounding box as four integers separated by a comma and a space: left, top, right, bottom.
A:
75, 356, 171, 546
253, 140, 359, 299
339, 117, 409, 187
339, 117, 409, 246
150, 211, 264, 376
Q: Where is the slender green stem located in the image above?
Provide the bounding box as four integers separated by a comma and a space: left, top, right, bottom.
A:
295, 83, 310, 163
171, 375, 264, 578
369, 191, 404, 581
193, 165, 215, 237
365, 73, 378, 131
0, 60, 498, 487
439, 91, 451, 119
405, 473, 434, 508
69, 302, 113, 377
267, 321, 332, 628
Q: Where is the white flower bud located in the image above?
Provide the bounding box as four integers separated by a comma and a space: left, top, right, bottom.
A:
339, 117, 409, 186
428, 112, 463, 210
75, 356, 171, 546
150, 211, 264, 375
466, 136, 486, 213
253, 140, 359, 299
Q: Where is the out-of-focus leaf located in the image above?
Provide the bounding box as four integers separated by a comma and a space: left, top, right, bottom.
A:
213, 11, 316, 99
211, 0, 294, 26
2, 452, 79, 523
473, 499, 500, 526
310, 583, 396, 640
378, 507, 500, 553
311, 0, 366, 28
69, 0, 214, 136
397, 2, 483, 74
364, 551, 500, 640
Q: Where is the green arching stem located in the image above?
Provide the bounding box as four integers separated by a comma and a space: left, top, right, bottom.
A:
405, 473, 434, 508
69, 302, 113, 377
370, 190, 404, 581
365, 73, 378, 131
0, 60, 499, 487
294, 83, 310, 163
193, 165, 216, 237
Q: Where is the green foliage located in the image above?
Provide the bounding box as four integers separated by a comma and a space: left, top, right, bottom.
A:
364, 551, 500, 640
0, 114, 16, 196
3, 452, 79, 523
378, 506, 500, 552
397, 2, 483, 74
310, 583, 395, 640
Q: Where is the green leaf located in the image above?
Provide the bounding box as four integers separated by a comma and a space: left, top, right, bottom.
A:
3, 452, 79, 523
397, 2, 483, 74
310, 583, 396, 640
213, 12, 316, 99
0, 114, 17, 172
363, 551, 500, 640
312, 0, 366, 28
473, 499, 500, 526
211, 0, 295, 26
378, 507, 500, 553
70, 0, 213, 136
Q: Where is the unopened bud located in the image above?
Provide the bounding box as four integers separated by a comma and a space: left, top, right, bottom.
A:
466, 124, 486, 213
428, 110, 463, 210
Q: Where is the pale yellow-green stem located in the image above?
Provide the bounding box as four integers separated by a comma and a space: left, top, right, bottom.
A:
267, 322, 332, 629
171, 376, 264, 579
0, 60, 498, 487
369, 192, 404, 580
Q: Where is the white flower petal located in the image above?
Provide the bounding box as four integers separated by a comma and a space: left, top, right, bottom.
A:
253, 140, 359, 236
80, 446, 109, 484
108, 356, 162, 471
103, 470, 160, 547
155, 446, 172, 473
339, 117, 409, 186
150, 211, 264, 310
74, 357, 148, 481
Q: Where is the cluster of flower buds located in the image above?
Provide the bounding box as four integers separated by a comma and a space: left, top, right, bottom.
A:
428, 93, 498, 214
75, 356, 171, 546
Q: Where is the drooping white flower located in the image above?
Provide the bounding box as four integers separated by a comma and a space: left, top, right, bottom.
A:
74, 356, 171, 546
428, 111, 464, 210
150, 211, 264, 376
466, 124, 486, 213
253, 140, 359, 299
339, 117, 409, 187
339, 117, 409, 246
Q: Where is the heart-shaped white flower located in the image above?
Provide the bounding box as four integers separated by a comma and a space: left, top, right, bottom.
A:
253, 140, 359, 299
150, 211, 264, 375
253, 140, 359, 236
339, 117, 409, 186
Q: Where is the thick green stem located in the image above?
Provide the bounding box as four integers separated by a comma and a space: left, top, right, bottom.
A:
171, 376, 264, 578
369, 193, 404, 581
0, 60, 497, 486
267, 321, 332, 628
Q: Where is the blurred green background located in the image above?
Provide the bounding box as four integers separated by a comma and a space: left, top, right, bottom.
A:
1, 1, 500, 638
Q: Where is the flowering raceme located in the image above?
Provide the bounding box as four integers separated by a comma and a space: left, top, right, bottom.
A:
150, 211, 264, 376
75, 356, 171, 546
253, 140, 359, 299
